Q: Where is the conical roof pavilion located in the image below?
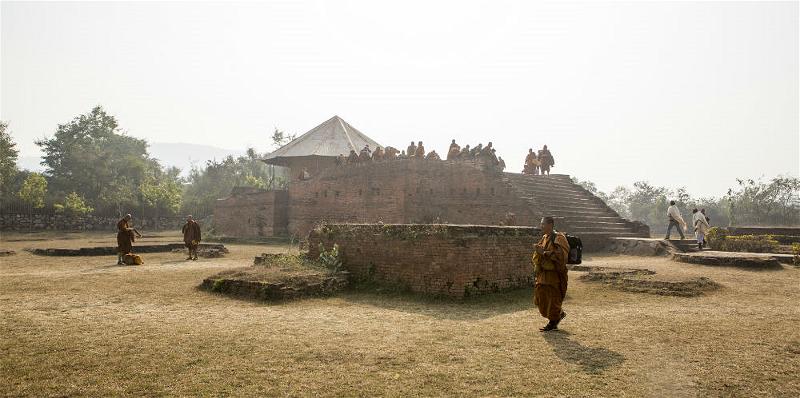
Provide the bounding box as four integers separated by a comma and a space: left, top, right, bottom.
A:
263, 116, 381, 165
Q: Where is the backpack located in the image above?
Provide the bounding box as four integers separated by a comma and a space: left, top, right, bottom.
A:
565, 234, 582, 264
550, 232, 583, 265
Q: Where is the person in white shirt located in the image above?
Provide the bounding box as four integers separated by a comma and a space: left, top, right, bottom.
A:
665, 200, 686, 240
692, 208, 710, 250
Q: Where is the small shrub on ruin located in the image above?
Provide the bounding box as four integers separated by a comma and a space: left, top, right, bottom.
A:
318, 243, 343, 273
717, 235, 780, 253
705, 227, 728, 250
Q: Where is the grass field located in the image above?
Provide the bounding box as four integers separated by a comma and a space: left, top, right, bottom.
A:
1, 231, 798, 397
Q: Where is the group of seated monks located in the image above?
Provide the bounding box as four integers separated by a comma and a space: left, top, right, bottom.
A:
445, 140, 505, 170
335, 140, 505, 171
336, 143, 440, 165
523, 145, 555, 175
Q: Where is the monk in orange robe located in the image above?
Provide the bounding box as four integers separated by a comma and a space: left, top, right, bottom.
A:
531, 216, 569, 331
182, 215, 202, 260
116, 214, 141, 265
414, 141, 425, 158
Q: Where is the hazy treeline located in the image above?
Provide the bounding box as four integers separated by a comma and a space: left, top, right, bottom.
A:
0, 107, 289, 221
1, 106, 797, 230
573, 177, 800, 231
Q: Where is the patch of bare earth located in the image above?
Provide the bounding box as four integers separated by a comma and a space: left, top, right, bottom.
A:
0, 233, 798, 396
574, 265, 721, 297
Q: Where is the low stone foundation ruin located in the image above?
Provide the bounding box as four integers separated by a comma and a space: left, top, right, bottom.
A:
574, 265, 721, 297
307, 224, 548, 298
27, 243, 228, 256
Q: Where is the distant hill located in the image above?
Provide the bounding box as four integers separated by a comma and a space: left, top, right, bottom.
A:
16, 143, 248, 176
148, 142, 246, 175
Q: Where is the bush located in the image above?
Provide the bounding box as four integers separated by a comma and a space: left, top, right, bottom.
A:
705, 227, 728, 249
54, 192, 94, 216
318, 243, 343, 273
793, 243, 799, 266
711, 235, 780, 253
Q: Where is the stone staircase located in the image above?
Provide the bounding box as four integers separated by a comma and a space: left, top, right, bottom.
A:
667, 239, 704, 253
503, 173, 650, 239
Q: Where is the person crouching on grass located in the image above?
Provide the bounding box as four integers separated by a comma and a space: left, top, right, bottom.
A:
181, 215, 201, 260
532, 216, 569, 332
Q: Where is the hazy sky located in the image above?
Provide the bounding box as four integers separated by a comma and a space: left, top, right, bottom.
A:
2, 1, 798, 197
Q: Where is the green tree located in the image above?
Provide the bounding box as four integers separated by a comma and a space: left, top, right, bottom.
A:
725, 177, 800, 226
140, 163, 183, 228
181, 148, 287, 215
270, 128, 296, 149
54, 192, 94, 216
18, 173, 47, 209
0, 121, 19, 197
36, 106, 150, 213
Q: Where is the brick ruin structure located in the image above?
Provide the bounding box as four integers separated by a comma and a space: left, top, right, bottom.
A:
308, 224, 540, 298
214, 116, 650, 242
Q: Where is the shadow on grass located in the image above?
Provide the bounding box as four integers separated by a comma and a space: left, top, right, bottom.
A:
543, 330, 625, 374
337, 287, 535, 321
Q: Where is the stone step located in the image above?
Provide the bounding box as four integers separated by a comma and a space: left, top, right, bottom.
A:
665, 239, 703, 253
511, 183, 586, 193
527, 194, 601, 203
546, 204, 617, 211
567, 222, 630, 228
545, 208, 618, 216
521, 195, 600, 204
570, 226, 633, 232
558, 215, 623, 222
512, 184, 585, 191
506, 176, 580, 185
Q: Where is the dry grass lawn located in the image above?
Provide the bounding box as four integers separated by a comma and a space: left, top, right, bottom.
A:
1, 231, 798, 397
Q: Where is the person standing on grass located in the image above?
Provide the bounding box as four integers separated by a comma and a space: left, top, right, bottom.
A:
665, 200, 686, 240
182, 215, 202, 261
532, 216, 569, 332
692, 208, 710, 250
116, 214, 141, 265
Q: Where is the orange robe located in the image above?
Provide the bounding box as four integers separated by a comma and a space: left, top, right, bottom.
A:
116, 218, 134, 254
182, 220, 202, 248
532, 232, 569, 321
415, 145, 425, 158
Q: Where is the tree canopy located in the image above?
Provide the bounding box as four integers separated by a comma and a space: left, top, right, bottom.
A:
0, 121, 19, 196
36, 106, 150, 212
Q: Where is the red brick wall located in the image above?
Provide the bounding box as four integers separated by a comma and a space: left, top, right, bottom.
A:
284, 156, 338, 182
308, 224, 542, 298
288, 160, 541, 237
214, 189, 288, 237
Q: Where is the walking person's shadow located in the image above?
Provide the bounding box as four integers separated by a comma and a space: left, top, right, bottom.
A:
543, 331, 625, 374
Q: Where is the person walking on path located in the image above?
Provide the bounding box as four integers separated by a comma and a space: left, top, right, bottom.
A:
532, 216, 569, 332
692, 209, 710, 250
182, 215, 202, 260
665, 200, 686, 240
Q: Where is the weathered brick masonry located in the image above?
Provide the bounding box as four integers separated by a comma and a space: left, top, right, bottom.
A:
214, 158, 648, 243
289, 160, 539, 237
214, 187, 288, 237
308, 223, 543, 298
